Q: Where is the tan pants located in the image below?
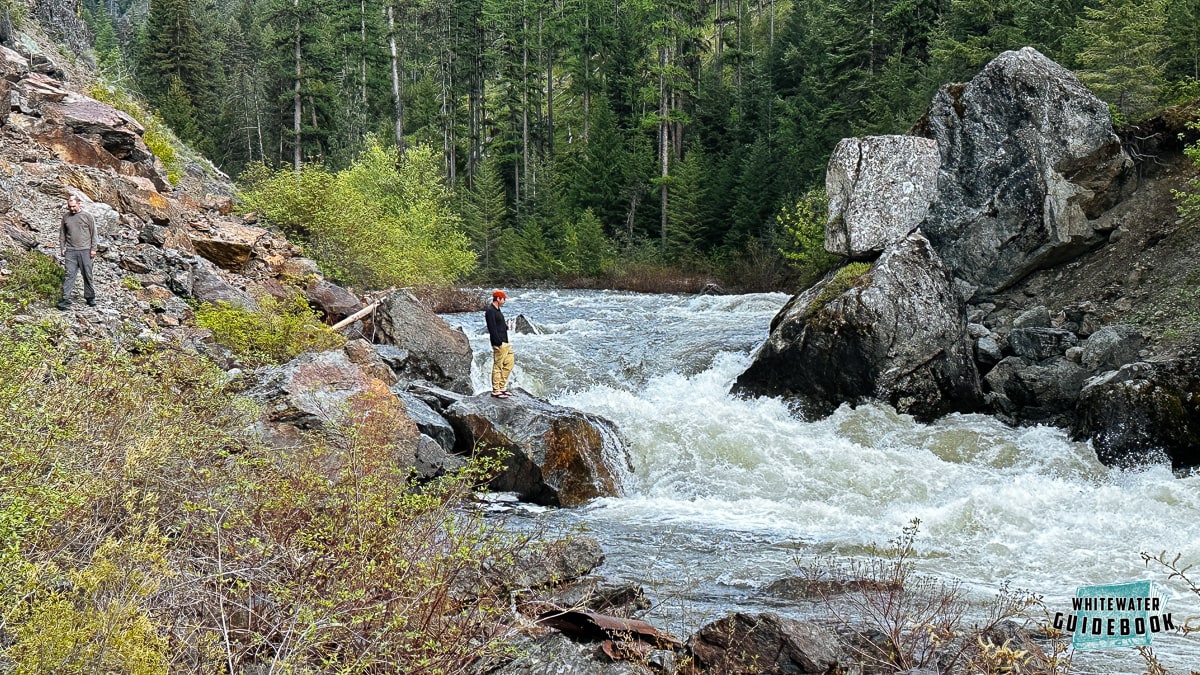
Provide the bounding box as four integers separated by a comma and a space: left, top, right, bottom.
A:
492, 343, 514, 392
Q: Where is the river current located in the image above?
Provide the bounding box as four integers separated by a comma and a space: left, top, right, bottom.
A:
442, 288, 1200, 673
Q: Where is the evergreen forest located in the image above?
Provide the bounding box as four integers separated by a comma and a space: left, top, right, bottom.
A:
80, 0, 1200, 287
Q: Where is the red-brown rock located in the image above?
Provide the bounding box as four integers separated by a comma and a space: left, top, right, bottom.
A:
443, 390, 631, 507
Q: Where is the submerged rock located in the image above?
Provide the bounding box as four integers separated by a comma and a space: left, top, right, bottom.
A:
918, 48, 1133, 294
444, 390, 631, 506
733, 232, 982, 422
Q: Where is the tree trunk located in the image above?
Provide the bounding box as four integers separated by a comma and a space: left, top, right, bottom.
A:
522, 11, 530, 195
360, 0, 368, 104
546, 23, 554, 158
659, 45, 669, 250
387, 3, 405, 152
293, 0, 302, 171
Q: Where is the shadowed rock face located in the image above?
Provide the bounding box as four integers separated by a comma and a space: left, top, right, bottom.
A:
825, 135, 940, 258
687, 612, 843, 674
918, 47, 1133, 294
372, 289, 472, 393
733, 233, 982, 422
444, 390, 630, 507
1072, 358, 1200, 470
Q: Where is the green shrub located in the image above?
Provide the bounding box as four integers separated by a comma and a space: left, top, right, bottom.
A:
0, 321, 534, 673
0, 249, 65, 307
1175, 118, 1200, 227
195, 294, 345, 366
239, 140, 477, 289
778, 189, 841, 285
89, 82, 184, 185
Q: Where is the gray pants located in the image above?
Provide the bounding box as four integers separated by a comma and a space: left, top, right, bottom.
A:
62, 249, 95, 301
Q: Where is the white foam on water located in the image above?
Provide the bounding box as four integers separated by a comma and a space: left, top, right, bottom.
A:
442, 289, 1200, 672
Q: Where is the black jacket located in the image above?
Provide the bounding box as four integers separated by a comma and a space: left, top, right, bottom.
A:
485, 303, 508, 347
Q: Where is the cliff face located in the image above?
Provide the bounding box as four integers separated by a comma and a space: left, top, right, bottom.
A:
0, 33, 321, 345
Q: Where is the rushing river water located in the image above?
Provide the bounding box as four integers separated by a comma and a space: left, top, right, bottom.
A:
442, 288, 1200, 673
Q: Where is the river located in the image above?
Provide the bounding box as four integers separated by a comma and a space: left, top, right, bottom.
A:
442, 288, 1200, 673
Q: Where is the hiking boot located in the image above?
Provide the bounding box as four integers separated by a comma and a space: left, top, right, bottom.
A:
56, 299, 71, 310
86, 298, 96, 307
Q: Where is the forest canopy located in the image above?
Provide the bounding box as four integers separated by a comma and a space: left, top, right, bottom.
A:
78, 0, 1200, 286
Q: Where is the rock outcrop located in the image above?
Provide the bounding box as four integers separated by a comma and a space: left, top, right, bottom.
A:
687, 613, 843, 674
734, 232, 982, 421
918, 47, 1133, 294
444, 390, 631, 506
372, 289, 473, 393
1072, 358, 1200, 469
825, 135, 940, 258
490, 633, 655, 675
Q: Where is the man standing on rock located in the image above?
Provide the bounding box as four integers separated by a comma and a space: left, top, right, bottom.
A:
486, 289, 514, 398
57, 195, 97, 310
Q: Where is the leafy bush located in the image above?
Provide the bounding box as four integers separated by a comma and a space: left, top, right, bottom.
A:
0, 249, 64, 307
778, 189, 841, 285
1176, 120, 1200, 221
195, 294, 345, 366
0, 321, 533, 673
239, 141, 476, 289
89, 82, 184, 185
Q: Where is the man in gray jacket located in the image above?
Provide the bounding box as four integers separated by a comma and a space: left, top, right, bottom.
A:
58, 195, 97, 309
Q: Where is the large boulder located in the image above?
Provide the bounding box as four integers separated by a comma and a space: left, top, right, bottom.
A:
391, 387, 456, 452
248, 351, 421, 469
190, 257, 257, 310
687, 613, 842, 674
1071, 358, 1200, 469
15, 75, 167, 189
918, 48, 1133, 294
250, 350, 375, 425
825, 135, 940, 258
733, 232, 982, 422
372, 289, 472, 393
443, 390, 631, 507
190, 221, 269, 271
1007, 327, 1079, 361
1081, 324, 1144, 373
305, 278, 363, 322
984, 356, 1088, 425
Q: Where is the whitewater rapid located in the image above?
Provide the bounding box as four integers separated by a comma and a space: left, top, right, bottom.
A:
443, 289, 1200, 673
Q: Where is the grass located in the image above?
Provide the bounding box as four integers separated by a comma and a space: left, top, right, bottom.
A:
813, 261, 873, 310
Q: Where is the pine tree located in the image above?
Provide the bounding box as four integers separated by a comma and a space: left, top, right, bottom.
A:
139, 0, 214, 149
1072, 0, 1168, 118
